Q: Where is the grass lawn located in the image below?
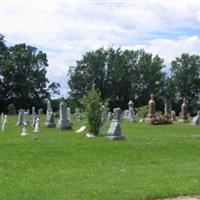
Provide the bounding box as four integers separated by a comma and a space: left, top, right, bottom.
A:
1, 115, 200, 200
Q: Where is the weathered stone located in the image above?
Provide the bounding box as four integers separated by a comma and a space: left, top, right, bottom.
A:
75, 108, 81, 119
16, 109, 24, 126
191, 111, 200, 125
179, 97, 188, 123
57, 101, 71, 130
45, 100, 56, 128
164, 99, 172, 116
171, 111, 176, 121
145, 94, 156, 124
106, 108, 125, 140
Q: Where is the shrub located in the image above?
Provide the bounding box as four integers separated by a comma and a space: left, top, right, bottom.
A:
137, 105, 148, 118
7, 104, 16, 115
81, 89, 107, 135
151, 113, 172, 125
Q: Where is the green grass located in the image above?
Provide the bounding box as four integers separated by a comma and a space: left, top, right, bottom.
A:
1, 115, 200, 200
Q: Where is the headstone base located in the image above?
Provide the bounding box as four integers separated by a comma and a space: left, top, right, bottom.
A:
45, 122, 56, 128
144, 114, 155, 124
106, 135, 125, 140
57, 123, 71, 130
179, 119, 188, 123
179, 115, 188, 123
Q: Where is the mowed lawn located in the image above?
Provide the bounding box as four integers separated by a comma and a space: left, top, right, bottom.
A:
1, 115, 200, 200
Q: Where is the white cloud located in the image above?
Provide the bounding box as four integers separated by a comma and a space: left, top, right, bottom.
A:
2, 0, 200, 95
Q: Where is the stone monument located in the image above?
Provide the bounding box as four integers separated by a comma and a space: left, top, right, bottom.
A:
127, 100, 136, 122
21, 123, 28, 136
1, 114, 7, 132
32, 107, 36, 115
45, 100, 56, 128
106, 108, 125, 140
75, 108, 80, 119
57, 101, 72, 130
145, 94, 156, 124
171, 111, 176, 121
164, 99, 171, 116
179, 97, 188, 123
191, 111, 200, 125
16, 109, 24, 126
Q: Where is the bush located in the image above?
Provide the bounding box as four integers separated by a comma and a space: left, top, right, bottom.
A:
7, 104, 16, 115
137, 105, 148, 118
151, 113, 172, 125
81, 89, 106, 135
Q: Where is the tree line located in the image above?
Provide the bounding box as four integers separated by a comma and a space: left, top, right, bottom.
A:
1, 33, 200, 115
68, 47, 200, 115
0, 34, 60, 113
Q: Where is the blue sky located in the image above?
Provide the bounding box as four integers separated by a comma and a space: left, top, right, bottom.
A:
1, 0, 200, 97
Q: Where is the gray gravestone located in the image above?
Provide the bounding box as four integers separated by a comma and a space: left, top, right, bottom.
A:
16, 109, 24, 126
67, 107, 71, 122
57, 101, 71, 130
32, 107, 35, 115
107, 111, 112, 120
106, 108, 125, 140
75, 108, 80, 119
179, 97, 188, 123
191, 111, 200, 125
45, 100, 56, 128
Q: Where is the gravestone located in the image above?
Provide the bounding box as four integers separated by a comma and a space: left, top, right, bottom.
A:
21, 123, 28, 136
171, 111, 176, 121
32, 115, 37, 127
1, 113, 4, 124
107, 111, 112, 120
164, 99, 171, 116
191, 111, 200, 125
67, 107, 71, 122
16, 109, 24, 126
75, 108, 80, 119
23, 111, 29, 125
34, 117, 40, 133
145, 94, 156, 124
32, 107, 36, 115
38, 108, 43, 115
57, 101, 72, 130
127, 100, 136, 122
45, 100, 56, 128
179, 97, 188, 123
106, 108, 125, 140
1, 114, 7, 132
123, 110, 129, 120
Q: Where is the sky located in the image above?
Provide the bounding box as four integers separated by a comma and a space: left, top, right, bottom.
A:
1, 0, 200, 97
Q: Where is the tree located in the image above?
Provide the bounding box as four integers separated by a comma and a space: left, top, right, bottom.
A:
0, 39, 60, 111
130, 50, 166, 108
171, 53, 200, 114
81, 89, 103, 135
68, 47, 166, 110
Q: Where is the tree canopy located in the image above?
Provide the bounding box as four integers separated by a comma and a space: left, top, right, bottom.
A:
0, 34, 60, 112
68, 47, 166, 110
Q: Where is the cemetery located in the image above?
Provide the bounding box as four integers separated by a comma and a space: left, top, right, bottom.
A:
1, 95, 200, 200
2, 2, 200, 200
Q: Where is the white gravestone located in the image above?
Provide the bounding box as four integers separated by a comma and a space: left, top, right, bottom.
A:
127, 100, 136, 122
1, 115, 7, 132
21, 123, 28, 136
191, 111, 200, 125
34, 117, 40, 133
